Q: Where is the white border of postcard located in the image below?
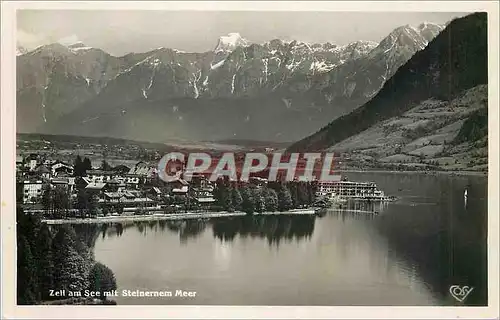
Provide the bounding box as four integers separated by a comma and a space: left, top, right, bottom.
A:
2, 1, 499, 319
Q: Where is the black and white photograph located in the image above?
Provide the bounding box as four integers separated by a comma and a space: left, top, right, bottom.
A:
1, 1, 499, 319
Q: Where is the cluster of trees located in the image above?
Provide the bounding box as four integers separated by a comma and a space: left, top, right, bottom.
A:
41, 185, 70, 218
99, 159, 113, 171
73, 155, 92, 177
402, 118, 459, 142
454, 107, 488, 144
40, 185, 105, 218
213, 181, 316, 214
74, 156, 117, 176
402, 125, 432, 141
75, 189, 99, 215
17, 209, 117, 304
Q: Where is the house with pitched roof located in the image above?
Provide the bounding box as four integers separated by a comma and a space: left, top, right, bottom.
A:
51, 161, 74, 176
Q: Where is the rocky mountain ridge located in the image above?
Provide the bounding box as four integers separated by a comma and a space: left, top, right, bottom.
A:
287, 12, 488, 171
17, 22, 444, 142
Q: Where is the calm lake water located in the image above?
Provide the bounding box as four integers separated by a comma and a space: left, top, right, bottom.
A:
87, 172, 488, 306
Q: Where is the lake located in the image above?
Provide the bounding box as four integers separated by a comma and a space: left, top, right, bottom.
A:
88, 172, 488, 306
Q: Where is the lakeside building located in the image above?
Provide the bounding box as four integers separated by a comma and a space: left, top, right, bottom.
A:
50, 176, 76, 194
170, 178, 189, 195
84, 181, 107, 192
128, 161, 157, 183
100, 191, 158, 211
316, 176, 390, 201
22, 179, 43, 204
86, 170, 141, 189
146, 187, 162, 201
193, 196, 216, 210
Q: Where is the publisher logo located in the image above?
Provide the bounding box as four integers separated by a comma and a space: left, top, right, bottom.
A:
449, 285, 474, 302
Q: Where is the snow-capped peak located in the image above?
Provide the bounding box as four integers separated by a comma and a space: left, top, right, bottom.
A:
57, 34, 82, 46
214, 33, 249, 53
57, 39, 93, 53
417, 22, 445, 41
67, 42, 93, 51
56, 35, 93, 53
16, 45, 28, 56
366, 21, 445, 60
390, 24, 422, 39
67, 42, 86, 48
418, 21, 444, 31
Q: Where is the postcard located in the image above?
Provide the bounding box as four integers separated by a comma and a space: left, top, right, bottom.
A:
1, 1, 498, 319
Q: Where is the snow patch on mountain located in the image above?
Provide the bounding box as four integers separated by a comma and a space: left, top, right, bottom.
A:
210, 59, 226, 70
310, 60, 336, 73
383, 38, 398, 54
149, 58, 161, 68
263, 58, 269, 82
282, 98, 292, 109
231, 74, 236, 94
418, 22, 445, 32
190, 71, 202, 98
41, 104, 47, 123
214, 33, 249, 53
70, 45, 94, 53
286, 58, 302, 72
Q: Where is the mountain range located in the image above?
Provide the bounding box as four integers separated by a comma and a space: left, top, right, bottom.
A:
17, 22, 444, 142
288, 12, 488, 172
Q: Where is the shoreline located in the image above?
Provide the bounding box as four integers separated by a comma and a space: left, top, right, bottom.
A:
42, 208, 317, 224
253, 209, 316, 216
338, 169, 487, 177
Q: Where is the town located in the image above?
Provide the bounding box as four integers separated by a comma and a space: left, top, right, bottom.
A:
16, 151, 319, 220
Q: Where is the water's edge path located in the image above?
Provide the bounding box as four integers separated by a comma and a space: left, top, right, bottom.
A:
42, 209, 318, 225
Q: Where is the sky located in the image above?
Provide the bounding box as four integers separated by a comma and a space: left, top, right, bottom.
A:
17, 10, 467, 56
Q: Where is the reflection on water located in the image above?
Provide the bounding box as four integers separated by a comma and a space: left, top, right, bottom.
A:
80, 215, 316, 246
333, 200, 390, 215
87, 173, 487, 306
212, 215, 315, 245
346, 172, 488, 306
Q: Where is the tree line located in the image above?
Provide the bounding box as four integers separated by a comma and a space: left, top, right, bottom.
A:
73, 155, 93, 177
17, 209, 117, 305
213, 180, 317, 214
454, 107, 488, 144
40, 183, 110, 218
74, 155, 117, 177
